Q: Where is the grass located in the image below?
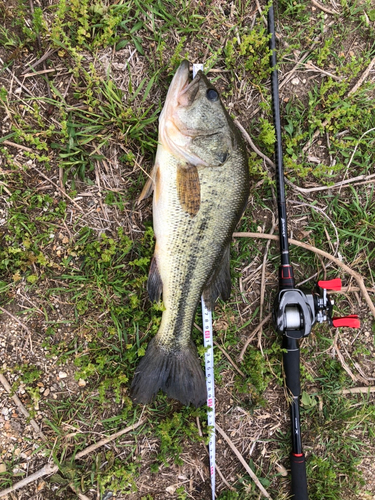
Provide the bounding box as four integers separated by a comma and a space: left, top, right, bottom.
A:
1, 0, 375, 498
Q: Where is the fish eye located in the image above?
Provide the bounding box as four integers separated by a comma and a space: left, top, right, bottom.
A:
206, 89, 219, 102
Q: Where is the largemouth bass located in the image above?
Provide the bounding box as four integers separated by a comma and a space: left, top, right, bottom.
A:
130, 60, 249, 407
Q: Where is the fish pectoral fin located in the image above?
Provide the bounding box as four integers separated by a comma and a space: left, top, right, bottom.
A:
138, 164, 158, 203
203, 244, 232, 310
147, 255, 163, 302
176, 163, 201, 217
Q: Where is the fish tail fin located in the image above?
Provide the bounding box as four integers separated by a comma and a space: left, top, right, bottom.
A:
130, 338, 207, 407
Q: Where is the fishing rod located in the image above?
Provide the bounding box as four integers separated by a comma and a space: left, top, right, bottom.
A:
267, 5, 360, 499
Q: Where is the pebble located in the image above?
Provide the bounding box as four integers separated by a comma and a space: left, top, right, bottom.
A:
58, 371, 68, 379
276, 463, 288, 477
166, 484, 178, 495
1, 408, 9, 416
78, 378, 86, 387
291, 77, 300, 85
0, 463, 6, 473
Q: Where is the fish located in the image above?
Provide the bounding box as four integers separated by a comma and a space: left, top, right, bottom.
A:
130, 60, 250, 407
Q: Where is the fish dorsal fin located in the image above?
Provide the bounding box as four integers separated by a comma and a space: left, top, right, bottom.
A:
202, 244, 232, 310
177, 163, 201, 217
138, 164, 159, 203
147, 254, 163, 303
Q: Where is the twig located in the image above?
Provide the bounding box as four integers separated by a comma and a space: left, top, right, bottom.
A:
336, 386, 375, 395
303, 55, 375, 151
235, 119, 375, 194
196, 417, 235, 491
0, 57, 34, 98
238, 313, 272, 363
333, 333, 366, 385
289, 200, 339, 256
303, 60, 341, 81
0, 373, 46, 441
74, 418, 145, 460
216, 424, 272, 499
311, 0, 338, 15
28, 0, 52, 101
22, 49, 57, 72
0, 463, 58, 499
0, 306, 33, 337
234, 120, 274, 167
348, 55, 375, 96
2, 140, 33, 152
285, 173, 375, 194
0, 418, 145, 499
31, 166, 84, 212
21, 68, 57, 78
233, 232, 375, 320
340, 127, 375, 185
213, 341, 246, 378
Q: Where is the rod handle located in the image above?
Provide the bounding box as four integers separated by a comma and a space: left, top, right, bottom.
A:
290, 453, 309, 500
283, 338, 300, 396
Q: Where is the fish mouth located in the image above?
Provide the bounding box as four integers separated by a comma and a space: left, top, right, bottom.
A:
159, 60, 209, 166
166, 60, 201, 108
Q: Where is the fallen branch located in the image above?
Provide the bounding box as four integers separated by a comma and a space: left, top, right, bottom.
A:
0, 418, 145, 498
233, 232, 375, 320
216, 424, 272, 499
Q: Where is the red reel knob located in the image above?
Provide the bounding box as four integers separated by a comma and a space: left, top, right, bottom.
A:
318, 278, 342, 291
332, 315, 360, 328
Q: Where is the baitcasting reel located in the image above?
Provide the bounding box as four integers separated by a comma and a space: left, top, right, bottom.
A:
273, 275, 360, 340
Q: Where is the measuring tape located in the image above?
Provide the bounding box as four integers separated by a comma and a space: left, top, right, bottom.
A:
193, 63, 216, 500
201, 296, 216, 500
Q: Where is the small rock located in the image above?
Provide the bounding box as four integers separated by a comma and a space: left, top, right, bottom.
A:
36, 480, 46, 492
276, 463, 288, 477
43, 388, 50, 397
291, 77, 300, 85
58, 371, 67, 379
1, 408, 9, 416
78, 379, 86, 387
166, 485, 178, 495
0, 463, 6, 473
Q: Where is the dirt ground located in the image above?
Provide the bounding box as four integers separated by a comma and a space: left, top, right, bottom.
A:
1, 0, 375, 499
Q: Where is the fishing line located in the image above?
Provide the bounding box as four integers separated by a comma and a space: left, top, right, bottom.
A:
193, 62, 216, 500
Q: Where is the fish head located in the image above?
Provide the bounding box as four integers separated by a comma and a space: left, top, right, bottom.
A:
159, 60, 235, 167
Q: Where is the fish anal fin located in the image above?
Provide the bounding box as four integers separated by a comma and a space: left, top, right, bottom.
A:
147, 254, 163, 303
130, 338, 207, 407
203, 244, 232, 311
177, 164, 200, 217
